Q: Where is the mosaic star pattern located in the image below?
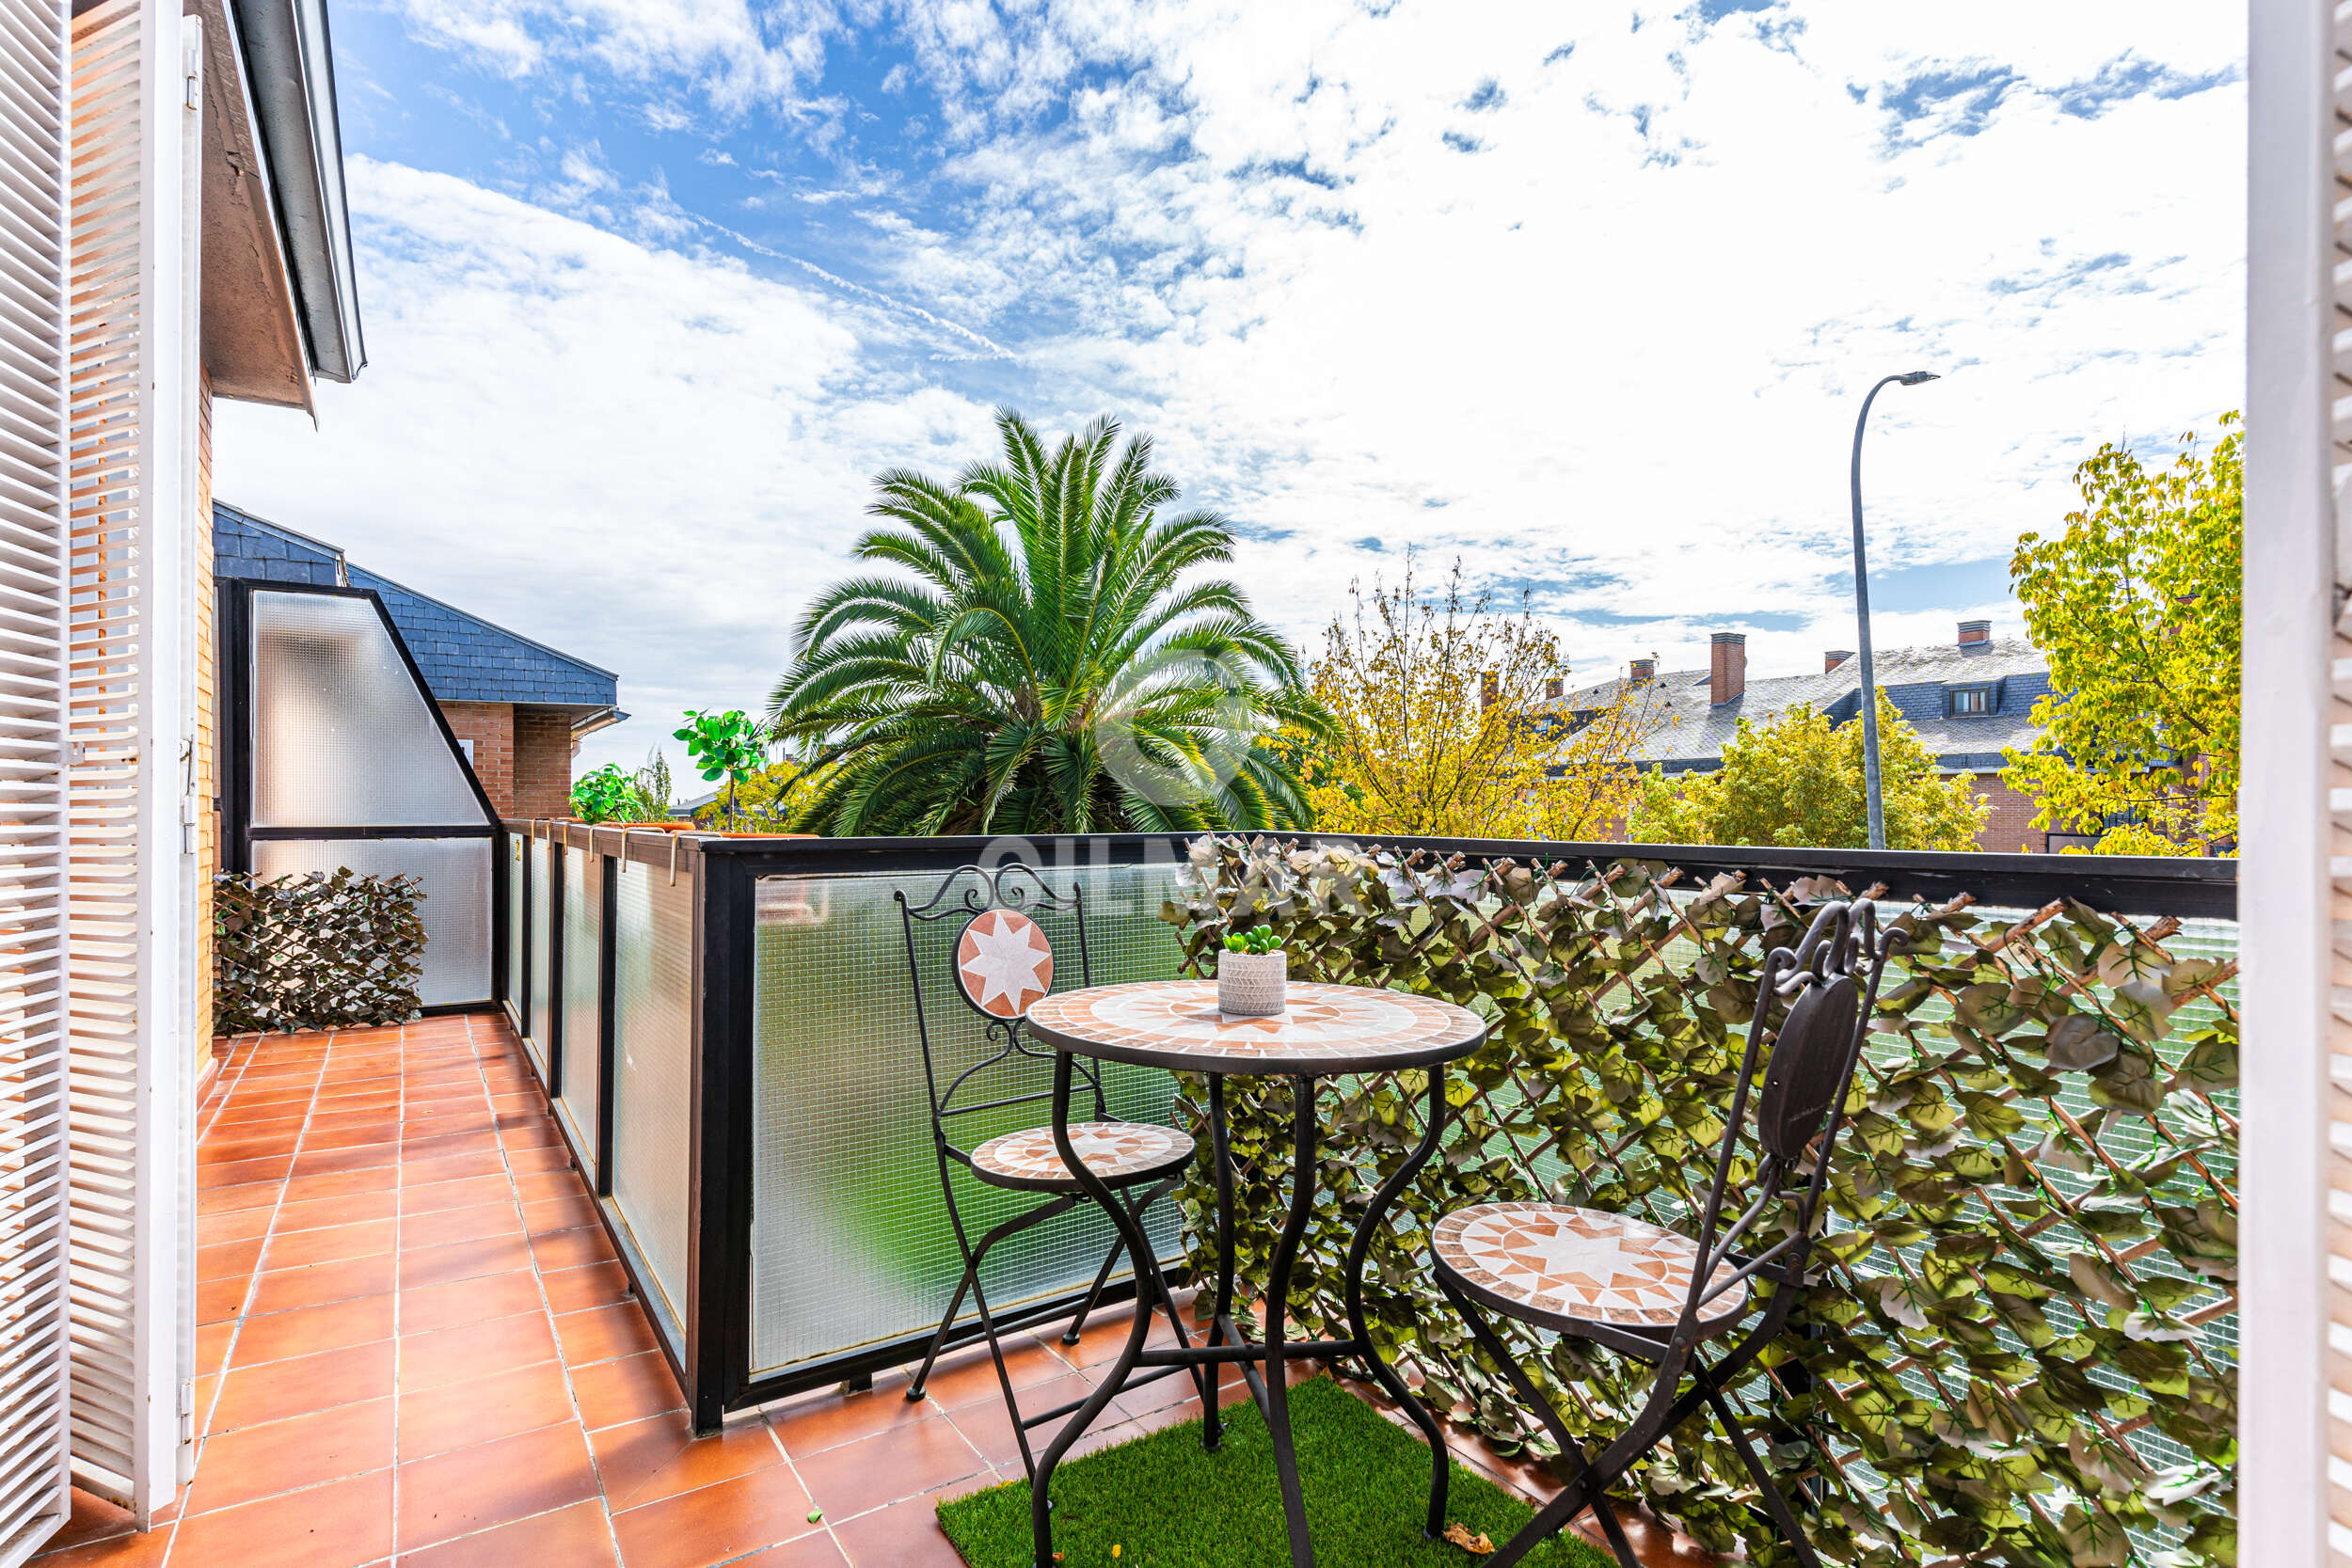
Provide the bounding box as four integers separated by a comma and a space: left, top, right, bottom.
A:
1434, 1202, 1751, 1330
967, 1120, 1195, 1186
1025, 980, 1483, 1069
955, 908, 1055, 1018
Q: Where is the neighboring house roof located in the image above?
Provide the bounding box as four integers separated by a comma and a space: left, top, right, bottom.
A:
215, 502, 620, 713
1558, 637, 2051, 776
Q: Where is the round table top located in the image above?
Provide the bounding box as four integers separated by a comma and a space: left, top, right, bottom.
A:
1025, 979, 1488, 1076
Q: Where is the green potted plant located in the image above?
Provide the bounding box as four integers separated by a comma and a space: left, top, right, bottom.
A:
674, 709, 768, 831
1217, 923, 1286, 1017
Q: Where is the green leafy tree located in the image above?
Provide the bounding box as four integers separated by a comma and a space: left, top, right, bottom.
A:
690, 760, 800, 831
569, 765, 641, 823
674, 709, 767, 829
2003, 415, 2241, 856
769, 410, 1327, 834
1627, 692, 1987, 849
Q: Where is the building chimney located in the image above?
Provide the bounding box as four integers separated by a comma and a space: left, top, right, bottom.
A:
1543, 677, 1563, 701
1629, 657, 1656, 685
1823, 649, 1853, 673
1958, 619, 1991, 647
1480, 670, 1499, 710
1709, 633, 1746, 706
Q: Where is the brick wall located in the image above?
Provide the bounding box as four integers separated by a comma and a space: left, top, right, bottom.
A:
1971, 774, 2047, 853
514, 705, 576, 818
439, 702, 516, 816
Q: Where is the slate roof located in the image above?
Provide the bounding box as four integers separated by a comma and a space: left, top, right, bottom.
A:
1556, 637, 2050, 775
215, 502, 619, 710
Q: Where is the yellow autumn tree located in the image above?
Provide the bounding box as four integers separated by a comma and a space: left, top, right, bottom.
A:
1298, 558, 1653, 839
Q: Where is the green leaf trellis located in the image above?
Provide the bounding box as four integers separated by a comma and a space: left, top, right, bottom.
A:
1161, 835, 2236, 1568
214, 869, 425, 1036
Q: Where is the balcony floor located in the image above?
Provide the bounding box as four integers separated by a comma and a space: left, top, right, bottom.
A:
35, 1010, 1712, 1568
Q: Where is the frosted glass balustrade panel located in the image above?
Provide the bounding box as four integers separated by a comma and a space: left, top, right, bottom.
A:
527, 839, 552, 1082
611, 861, 695, 1329
252, 839, 493, 1006
250, 592, 485, 827
558, 846, 601, 1179
747, 862, 1186, 1379
503, 835, 526, 1026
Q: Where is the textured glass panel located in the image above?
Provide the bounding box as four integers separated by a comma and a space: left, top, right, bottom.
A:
611, 860, 695, 1323
503, 834, 526, 1026
558, 845, 601, 1180
527, 839, 552, 1081
250, 592, 485, 828
748, 861, 1185, 1378
251, 838, 493, 1007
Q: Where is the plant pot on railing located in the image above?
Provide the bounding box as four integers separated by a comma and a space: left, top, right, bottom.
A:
1216, 927, 1287, 1016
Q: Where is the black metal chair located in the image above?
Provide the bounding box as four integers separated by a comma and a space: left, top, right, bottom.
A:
1422, 899, 1903, 1568
896, 863, 1204, 1479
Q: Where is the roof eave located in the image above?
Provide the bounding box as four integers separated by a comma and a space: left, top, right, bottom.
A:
229, 0, 364, 383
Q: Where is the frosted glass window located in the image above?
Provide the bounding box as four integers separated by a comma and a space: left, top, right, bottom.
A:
252, 838, 493, 1007
250, 591, 485, 828
528, 839, 552, 1080
747, 863, 1185, 1378
559, 845, 601, 1180
612, 862, 694, 1325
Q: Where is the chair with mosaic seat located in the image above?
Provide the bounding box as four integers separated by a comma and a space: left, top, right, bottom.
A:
895, 863, 1205, 1478
1422, 899, 1904, 1568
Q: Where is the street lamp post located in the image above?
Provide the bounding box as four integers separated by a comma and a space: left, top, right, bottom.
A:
1850, 370, 1940, 851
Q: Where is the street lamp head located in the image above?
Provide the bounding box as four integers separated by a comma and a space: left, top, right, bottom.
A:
1897, 371, 1940, 386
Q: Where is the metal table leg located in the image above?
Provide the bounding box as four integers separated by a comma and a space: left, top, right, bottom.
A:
1258, 1073, 1321, 1568
1344, 1068, 1453, 1538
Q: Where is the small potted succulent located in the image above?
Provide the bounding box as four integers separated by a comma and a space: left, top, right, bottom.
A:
1217, 923, 1287, 1018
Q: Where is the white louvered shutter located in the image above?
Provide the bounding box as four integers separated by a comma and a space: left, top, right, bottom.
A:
0, 0, 76, 1554
63, 0, 196, 1524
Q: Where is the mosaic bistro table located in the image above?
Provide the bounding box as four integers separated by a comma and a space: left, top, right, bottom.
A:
1021, 980, 1489, 1568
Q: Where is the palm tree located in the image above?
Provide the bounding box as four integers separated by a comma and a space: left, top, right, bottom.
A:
770, 410, 1327, 835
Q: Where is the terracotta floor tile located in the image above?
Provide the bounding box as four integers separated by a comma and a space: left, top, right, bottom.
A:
262, 1218, 396, 1271
540, 1261, 633, 1315
523, 1193, 600, 1237
512, 1169, 589, 1205
198, 1207, 274, 1247
768, 1377, 933, 1461
827, 1497, 969, 1568
571, 1351, 683, 1432
397, 1357, 577, 1461
299, 1123, 400, 1153
30, 1523, 171, 1566
230, 1294, 396, 1368
288, 1144, 399, 1180
399, 1270, 547, 1336
199, 1132, 299, 1164
500, 1120, 564, 1150
196, 1321, 234, 1378
395, 1422, 598, 1551
272, 1192, 399, 1234
209, 1339, 395, 1433
396, 1498, 617, 1568
606, 1465, 818, 1568
943, 1372, 1098, 1465
400, 1150, 511, 1187
399, 1232, 536, 1290
197, 1180, 283, 1215
31, 1488, 137, 1555
403, 1128, 502, 1161
167, 1468, 392, 1568
400, 1199, 524, 1252
279, 1169, 399, 1205
590, 1410, 784, 1512
504, 1145, 576, 1175
556, 1303, 660, 1368
736, 1532, 851, 1568
196, 1277, 250, 1326
199, 1155, 292, 1190
531, 1226, 616, 1272
398, 1310, 560, 1394
918, 1337, 1075, 1410
399, 1173, 514, 1215
791, 1418, 985, 1521
183, 1397, 394, 1515
247, 1254, 397, 1316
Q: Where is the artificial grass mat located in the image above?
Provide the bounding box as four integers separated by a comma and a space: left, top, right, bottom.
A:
935, 1374, 1613, 1568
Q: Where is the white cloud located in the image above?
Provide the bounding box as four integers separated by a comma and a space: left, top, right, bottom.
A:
223, 0, 2246, 783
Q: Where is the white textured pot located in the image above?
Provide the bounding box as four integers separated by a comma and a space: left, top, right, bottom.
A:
1216, 949, 1287, 1018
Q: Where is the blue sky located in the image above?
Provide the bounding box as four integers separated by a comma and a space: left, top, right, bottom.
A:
214, 0, 2247, 778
